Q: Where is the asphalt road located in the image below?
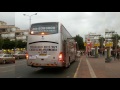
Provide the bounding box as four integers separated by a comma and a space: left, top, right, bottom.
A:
1, 55, 120, 78
0, 58, 80, 78
0, 63, 15, 78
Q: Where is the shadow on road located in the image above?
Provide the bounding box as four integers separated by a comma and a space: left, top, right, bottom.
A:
34, 68, 66, 74
29, 60, 77, 76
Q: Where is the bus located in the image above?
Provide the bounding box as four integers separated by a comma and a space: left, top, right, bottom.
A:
26, 22, 77, 68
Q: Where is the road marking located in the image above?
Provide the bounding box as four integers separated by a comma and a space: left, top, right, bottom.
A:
86, 58, 97, 78
73, 58, 82, 78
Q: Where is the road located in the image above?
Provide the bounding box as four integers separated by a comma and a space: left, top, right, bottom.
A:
0, 63, 15, 78
0, 55, 120, 78
0, 59, 80, 78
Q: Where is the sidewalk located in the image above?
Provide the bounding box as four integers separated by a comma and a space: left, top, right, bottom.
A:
105, 58, 120, 78
87, 56, 106, 78
75, 55, 106, 78
75, 55, 91, 78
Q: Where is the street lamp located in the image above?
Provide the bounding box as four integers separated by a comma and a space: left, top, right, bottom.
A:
23, 13, 37, 30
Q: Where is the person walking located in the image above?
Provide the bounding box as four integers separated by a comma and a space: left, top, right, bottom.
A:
117, 52, 120, 60
113, 51, 116, 61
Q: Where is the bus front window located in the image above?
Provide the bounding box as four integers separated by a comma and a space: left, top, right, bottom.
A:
30, 23, 58, 35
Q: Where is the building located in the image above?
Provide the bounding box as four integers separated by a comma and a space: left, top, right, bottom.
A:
85, 32, 101, 48
85, 32, 102, 56
105, 29, 115, 43
0, 21, 29, 42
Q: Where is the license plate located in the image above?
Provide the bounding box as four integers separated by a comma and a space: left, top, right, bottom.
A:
39, 49, 47, 56
39, 54, 46, 56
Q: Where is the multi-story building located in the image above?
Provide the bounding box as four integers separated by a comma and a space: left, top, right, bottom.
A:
85, 32, 102, 56
85, 32, 101, 48
0, 21, 29, 42
105, 29, 115, 43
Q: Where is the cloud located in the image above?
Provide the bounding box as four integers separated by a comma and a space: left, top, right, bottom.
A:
1, 12, 120, 40
0, 12, 15, 25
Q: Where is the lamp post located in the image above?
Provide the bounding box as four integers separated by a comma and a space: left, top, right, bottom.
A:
23, 13, 37, 31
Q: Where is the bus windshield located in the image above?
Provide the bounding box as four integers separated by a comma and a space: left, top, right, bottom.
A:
30, 22, 58, 35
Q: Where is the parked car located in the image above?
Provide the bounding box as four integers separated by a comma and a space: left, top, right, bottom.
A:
13, 51, 26, 60
0, 54, 15, 64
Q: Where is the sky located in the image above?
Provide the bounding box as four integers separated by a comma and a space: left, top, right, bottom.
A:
0, 12, 15, 25
1, 12, 120, 40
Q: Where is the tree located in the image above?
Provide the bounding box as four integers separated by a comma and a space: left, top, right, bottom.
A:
2, 38, 15, 49
112, 34, 120, 49
99, 37, 105, 48
74, 35, 85, 50
17, 40, 27, 48
0, 36, 4, 50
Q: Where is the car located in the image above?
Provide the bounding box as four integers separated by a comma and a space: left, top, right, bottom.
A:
13, 51, 26, 60
0, 54, 15, 64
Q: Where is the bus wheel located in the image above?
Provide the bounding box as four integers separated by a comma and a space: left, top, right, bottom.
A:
65, 60, 70, 68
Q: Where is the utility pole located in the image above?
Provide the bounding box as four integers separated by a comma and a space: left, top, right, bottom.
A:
14, 32, 17, 54
115, 32, 117, 56
23, 13, 37, 31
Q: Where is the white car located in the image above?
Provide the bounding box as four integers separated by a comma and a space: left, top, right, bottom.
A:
0, 54, 15, 64
13, 51, 26, 60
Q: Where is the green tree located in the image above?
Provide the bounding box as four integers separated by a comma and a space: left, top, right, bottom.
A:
2, 38, 15, 49
99, 37, 105, 48
0, 37, 4, 50
112, 34, 120, 49
17, 40, 27, 48
74, 35, 85, 50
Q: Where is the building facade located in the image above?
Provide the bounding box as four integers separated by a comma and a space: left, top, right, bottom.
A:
0, 21, 29, 42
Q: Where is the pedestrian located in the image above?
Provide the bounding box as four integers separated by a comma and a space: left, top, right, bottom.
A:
117, 52, 120, 60
113, 51, 116, 61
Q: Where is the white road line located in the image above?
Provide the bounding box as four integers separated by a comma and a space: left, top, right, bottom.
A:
86, 58, 97, 78
73, 58, 82, 78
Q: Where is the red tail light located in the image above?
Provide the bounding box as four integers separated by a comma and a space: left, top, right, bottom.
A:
59, 52, 64, 62
26, 54, 28, 60
26, 52, 28, 60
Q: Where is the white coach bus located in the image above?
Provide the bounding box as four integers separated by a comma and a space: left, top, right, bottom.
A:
26, 22, 77, 68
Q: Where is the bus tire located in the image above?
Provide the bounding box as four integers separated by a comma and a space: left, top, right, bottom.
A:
65, 59, 70, 68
